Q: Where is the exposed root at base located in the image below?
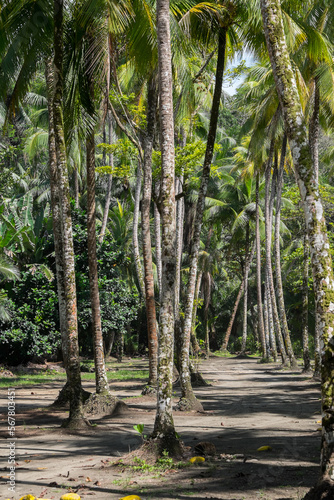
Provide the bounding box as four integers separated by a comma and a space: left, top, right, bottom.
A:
175, 396, 204, 412
191, 371, 210, 387
141, 384, 157, 396
83, 392, 128, 417
303, 478, 334, 499
61, 415, 92, 429
51, 383, 91, 408
114, 435, 187, 465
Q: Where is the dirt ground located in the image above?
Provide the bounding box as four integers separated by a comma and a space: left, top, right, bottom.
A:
0, 356, 322, 500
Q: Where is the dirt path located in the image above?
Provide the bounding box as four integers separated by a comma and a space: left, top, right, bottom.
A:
0, 356, 322, 500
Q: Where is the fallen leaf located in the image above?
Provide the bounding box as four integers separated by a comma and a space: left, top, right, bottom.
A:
189, 456, 205, 464
86, 477, 92, 482
257, 446, 272, 452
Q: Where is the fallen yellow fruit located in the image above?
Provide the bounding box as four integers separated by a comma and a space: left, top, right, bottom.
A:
60, 495, 81, 500
19, 496, 35, 500
189, 456, 205, 463
119, 496, 142, 500
257, 446, 272, 452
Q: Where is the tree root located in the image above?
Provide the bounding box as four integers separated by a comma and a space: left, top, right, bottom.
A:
51, 382, 91, 408
190, 371, 209, 387
141, 384, 157, 396
83, 392, 128, 417
303, 477, 334, 500
175, 396, 204, 412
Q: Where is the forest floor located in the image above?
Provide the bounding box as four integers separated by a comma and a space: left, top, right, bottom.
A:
0, 355, 322, 500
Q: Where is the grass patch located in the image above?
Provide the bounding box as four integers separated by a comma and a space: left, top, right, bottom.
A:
0, 366, 149, 388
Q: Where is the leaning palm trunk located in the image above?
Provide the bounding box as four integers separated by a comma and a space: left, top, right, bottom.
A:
152, 0, 180, 454
274, 137, 297, 367
53, 0, 86, 428
133, 162, 146, 298
302, 233, 311, 373
255, 174, 267, 357
99, 115, 113, 244
141, 78, 158, 388
180, 27, 227, 411
86, 132, 110, 395
261, 0, 334, 487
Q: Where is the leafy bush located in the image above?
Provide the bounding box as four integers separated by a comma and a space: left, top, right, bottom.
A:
0, 270, 61, 364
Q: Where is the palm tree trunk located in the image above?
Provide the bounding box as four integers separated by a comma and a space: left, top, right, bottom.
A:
255, 173, 267, 357
264, 154, 288, 365
191, 271, 202, 354
274, 136, 297, 367
266, 268, 277, 360
309, 78, 320, 185
86, 131, 110, 394
53, 0, 87, 428
74, 166, 79, 208
153, 0, 179, 453
154, 192, 162, 302
99, 115, 113, 244
180, 27, 227, 411
241, 225, 250, 353
133, 161, 145, 298
45, 58, 68, 369
302, 233, 311, 373
141, 78, 158, 387
261, 0, 334, 484
263, 284, 270, 355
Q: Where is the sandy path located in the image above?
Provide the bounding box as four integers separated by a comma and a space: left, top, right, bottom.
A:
0, 356, 321, 500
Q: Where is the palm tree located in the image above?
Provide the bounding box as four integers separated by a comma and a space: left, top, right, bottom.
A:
152, 0, 181, 455
261, 0, 334, 492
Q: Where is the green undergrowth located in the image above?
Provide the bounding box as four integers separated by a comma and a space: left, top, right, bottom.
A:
117, 451, 191, 474
0, 363, 149, 388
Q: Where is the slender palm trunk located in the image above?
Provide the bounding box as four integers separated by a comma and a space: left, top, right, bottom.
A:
53, 0, 86, 428
274, 137, 297, 366
302, 233, 311, 373
74, 166, 79, 208
255, 174, 267, 357
141, 78, 158, 387
154, 191, 162, 302
263, 285, 270, 355
266, 268, 277, 360
86, 132, 110, 394
203, 272, 211, 357
309, 79, 320, 185
265, 155, 288, 365
133, 162, 145, 298
261, 0, 334, 483
153, 0, 179, 451
241, 226, 250, 353
99, 115, 113, 244
45, 58, 67, 368
191, 271, 202, 354
180, 27, 227, 411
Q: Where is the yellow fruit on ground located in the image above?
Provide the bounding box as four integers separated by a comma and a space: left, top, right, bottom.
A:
19, 495, 35, 500
60, 494, 81, 500
119, 496, 142, 500
257, 446, 272, 452
189, 456, 205, 463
